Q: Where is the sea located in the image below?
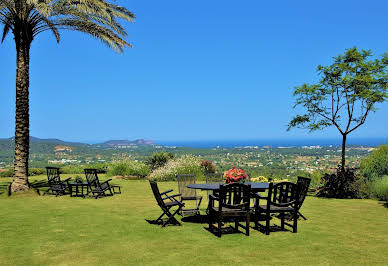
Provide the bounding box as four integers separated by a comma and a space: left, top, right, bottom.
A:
157, 137, 387, 148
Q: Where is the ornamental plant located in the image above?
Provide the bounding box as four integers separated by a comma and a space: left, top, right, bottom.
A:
200, 160, 216, 174
224, 167, 248, 183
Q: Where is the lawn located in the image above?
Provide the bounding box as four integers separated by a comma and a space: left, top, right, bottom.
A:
0, 175, 387, 265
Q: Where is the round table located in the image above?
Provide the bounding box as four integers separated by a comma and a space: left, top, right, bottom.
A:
187, 182, 269, 192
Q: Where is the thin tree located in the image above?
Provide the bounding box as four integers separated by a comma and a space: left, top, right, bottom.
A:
0, 0, 135, 192
288, 47, 387, 176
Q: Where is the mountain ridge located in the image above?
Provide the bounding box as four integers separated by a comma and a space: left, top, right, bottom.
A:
0, 136, 155, 147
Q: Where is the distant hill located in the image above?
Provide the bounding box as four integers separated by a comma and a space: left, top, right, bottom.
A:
0, 137, 155, 147
1, 136, 87, 146
98, 139, 155, 147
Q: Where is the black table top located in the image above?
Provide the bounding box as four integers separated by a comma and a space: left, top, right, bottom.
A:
187, 182, 269, 191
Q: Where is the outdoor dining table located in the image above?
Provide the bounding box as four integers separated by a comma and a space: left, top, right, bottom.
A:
187, 182, 269, 192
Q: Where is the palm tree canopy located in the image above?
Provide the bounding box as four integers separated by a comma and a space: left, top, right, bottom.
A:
0, 0, 135, 52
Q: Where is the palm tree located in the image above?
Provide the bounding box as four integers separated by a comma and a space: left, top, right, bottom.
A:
0, 0, 135, 192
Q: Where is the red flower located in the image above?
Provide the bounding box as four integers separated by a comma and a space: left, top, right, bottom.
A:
223, 167, 247, 183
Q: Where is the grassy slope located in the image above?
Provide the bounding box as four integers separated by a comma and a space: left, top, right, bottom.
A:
0, 175, 387, 265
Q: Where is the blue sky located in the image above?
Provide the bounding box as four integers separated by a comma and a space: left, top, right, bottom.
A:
0, 0, 387, 143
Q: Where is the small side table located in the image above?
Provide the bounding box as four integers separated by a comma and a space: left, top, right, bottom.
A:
69, 183, 89, 198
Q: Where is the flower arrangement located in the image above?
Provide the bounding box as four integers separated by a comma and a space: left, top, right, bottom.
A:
224, 167, 248, 183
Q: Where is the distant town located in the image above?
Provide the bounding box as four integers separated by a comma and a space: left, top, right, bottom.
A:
0, 137, 376, 179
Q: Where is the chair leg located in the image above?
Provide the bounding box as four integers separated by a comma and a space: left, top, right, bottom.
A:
246, 215, 250, 236
293, 211, 298, 233
162, 207, 182, 227
265, 212, 271, 235
298, 211, 307, 220
281, 213, 285, 230
218, 217, 222, 237
208, 213, 213, 232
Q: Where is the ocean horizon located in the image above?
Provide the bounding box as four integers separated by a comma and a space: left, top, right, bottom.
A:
156, 137, 387, 148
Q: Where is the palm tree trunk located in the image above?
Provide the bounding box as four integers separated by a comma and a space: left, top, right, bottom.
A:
10, 36, 31, 192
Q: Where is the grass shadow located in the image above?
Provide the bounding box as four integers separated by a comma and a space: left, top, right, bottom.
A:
0, 182, 12, 196
378, 201, 388, 208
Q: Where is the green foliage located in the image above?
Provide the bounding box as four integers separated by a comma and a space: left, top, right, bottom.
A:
0, 168, 44, 177
0, 168, 13, 178
149, 155, 203, 181
289, 47, 388, 134
360, 144, 388, 181
106, 160, 150, 178
145, 152, 175, 170
316, 166, 361, 198
369, 175, 388, 201
200, 160, 216, 174
74, 176, 84, 184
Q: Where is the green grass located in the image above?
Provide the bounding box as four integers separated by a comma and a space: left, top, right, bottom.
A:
0, 175, 387, 265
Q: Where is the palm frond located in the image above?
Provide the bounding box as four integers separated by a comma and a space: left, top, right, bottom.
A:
0, 0, 134, 52
1, 22, 10, 42
57, 18, 129, 52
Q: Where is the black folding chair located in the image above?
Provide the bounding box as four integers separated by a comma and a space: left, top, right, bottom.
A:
84, 169, 121, 199
149, 180, 184, 227
44, 167, 71, 196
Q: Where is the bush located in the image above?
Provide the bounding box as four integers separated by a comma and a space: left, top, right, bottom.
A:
316, 166, 361, 199
369, 175, 388, 201
0, 169, 13, 178
200, 160, 216, 174
28, 168, 45, 176
106, 160, 150, 178
360, 144, 388, 181
149, 155, 203, 181
0, 168, 45, 177
60, 163, 109, 174
145, 152, 175, 170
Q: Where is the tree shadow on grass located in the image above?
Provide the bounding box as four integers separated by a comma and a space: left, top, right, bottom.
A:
29, 179, 49, 195
0, 182, 12, 196
378, 201, 388, 208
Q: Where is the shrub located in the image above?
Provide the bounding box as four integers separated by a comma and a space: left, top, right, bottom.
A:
316, 166, 361, 199
28, 168, 45, 176
200, 160, 216, 174
369, 175, 388, 201
149, 155, 202, 181
60, 163, 109, 174
0, 169, 13, 178
145, 152, 175, 170
360, 144, 388, 181
106, 160, 150, 178
0, 168, 44, 177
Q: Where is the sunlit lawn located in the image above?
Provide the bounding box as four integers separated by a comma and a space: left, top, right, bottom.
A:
0, 175, 387, 265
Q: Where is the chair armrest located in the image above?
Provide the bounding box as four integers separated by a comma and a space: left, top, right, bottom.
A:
100, 179, 112, 185
163, 193, 181, 201
62, 177, 72, 183
208, 194, 219, 208
160, 189, 173, 195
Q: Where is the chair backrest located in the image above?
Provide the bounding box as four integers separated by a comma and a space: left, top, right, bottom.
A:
149, 179, 166, 208
296, 176, 311, 209
46, 167, 60, 184
205, 173, 224, 183
84, 169, 100, 188
267, 182, 298, 208
219, 183, 251, 211
177, 174, 197, 199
